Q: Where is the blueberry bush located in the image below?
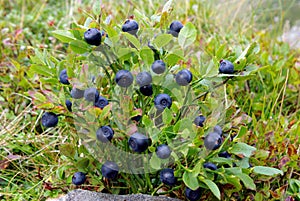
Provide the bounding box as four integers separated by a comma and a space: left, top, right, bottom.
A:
0, 0, 299, 200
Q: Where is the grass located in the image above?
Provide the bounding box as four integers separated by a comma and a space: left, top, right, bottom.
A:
0, 0, 299, 200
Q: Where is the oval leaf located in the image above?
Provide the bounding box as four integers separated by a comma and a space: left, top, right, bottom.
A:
229, 142, 256, 158
178, 22, 197, 49
70, 40, 90, 54
202, 179, 221, 200
52, 30, 76, 43
153, 34, 173, 49
183, 171, 199, 190
253, 166, 283, 176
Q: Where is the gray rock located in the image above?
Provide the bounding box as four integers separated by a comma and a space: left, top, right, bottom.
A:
58, 189, 182, 201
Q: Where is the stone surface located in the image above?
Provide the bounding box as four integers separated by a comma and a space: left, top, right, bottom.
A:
57, 189, 182, 201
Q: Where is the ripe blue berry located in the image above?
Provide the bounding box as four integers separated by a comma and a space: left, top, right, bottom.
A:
59, 69, 70, 85
219, 59, 234, 74
71, 87, 85, 99
41, 112, 58, 128
175, 69, 193, 86
169, 21, 183, 37
154, 94, 172, 110
151, 60, 166, 74
136, 71, 152, 86
185, 187, 202, 201
101, 161, 119, 179
131, 115, 142, 122
122, 19, 139, 35
115, 70, 134, 87
84, 87, 99, 103
213, 125, 222, 135
204, 132, 222, 150
94, 96, 109, 109
84, 28, 101, 46
156, 144, 171, 159
218, 151, 231, 158
128, 132, 150, 153
65, 99, 72, 112
194, 115, 205, 127
160, 168, 176, 186
203, 162, 218, 170
72, 172, 86, 185
96, 125, 114, 143
139, 84, 153, 96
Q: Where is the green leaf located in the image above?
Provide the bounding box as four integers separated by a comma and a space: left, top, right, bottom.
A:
162, 0, 173, 13
201, 179, 221, 200
229, 142, 256, 158
52, 30, 76, 43
70, 40, 90, 54
153, 34, 173, 49
162, 108, 172, 125
122, 32, 140, 49
253, 166, 283, 176
92, 0, 101, 16
235, 173, 256, 190
183, 171, 199, 190
236, 126, 248, 139
140, 47, 154, 66
29, 64, 55, 77
150, 154, 161, 170
76, 158, 90, 170
59, 144, 75, 158
164, 49, 184, 66
178, 22, 197, 49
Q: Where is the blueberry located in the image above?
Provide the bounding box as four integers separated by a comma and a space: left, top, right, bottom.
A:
218, 151, 231, 158
156, 144, 171, 159
213, 125, 222, 135
84, 87, 99, 102
151, 60, 166, 74
84, 28, 101, 46
160, 168, 176, 186
203, 162, 218, 170
71, 87, 85, 99
128, 132, 150, 153
194, 115, 205, 127
139, 84, 153, 96
41, 112, 58, 128
59, 69, 70, 85
169, 20, 183, 37
219, 59, 234, 74
175, 69, 193, 86
204, 132, 223, 150
72, 172, 86, 185
131, 115, 142, 122
121, 19, 139, 35
154, 94, 172, 110
115, 70, 134, 87
94, 96, 109, 109
65, 99, 72, 112
101, 161, 119, 179
136, 71, 152, 86
185, 187, 201, 201
96, 125, 114, 143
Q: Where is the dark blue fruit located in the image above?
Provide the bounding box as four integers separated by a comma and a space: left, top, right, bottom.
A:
156, 144, 171, 159
72, 172, 86, 185
122, 19, 139, 35
139, 84, 153, 96
194, 115, 205, 127
204, 132, 222, 150
84, 87, 99, 102
154, 94, 172, 110
131, 115, 142, 122
101, 161, 119, 179
96, 125, 114, 143
151, 60, 166, 74
41, 112, 58, 128
213, 125, 222, 135
115, 70, 134, 87
65, 99, 72, 112
71, 87, 85, 99
160, 168, 176, 186
218, 151, 231, 158
136, 71, 152, 86
169, 20, 183, 37
59, 69, 70, 85
219, 59, 234, 74
128, 132, 150, 153
94, 96, 109, 109
185, 187, 201, 201
84, 28, 101, 46
203, 162, 218, 170
175, 69, 193, 86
